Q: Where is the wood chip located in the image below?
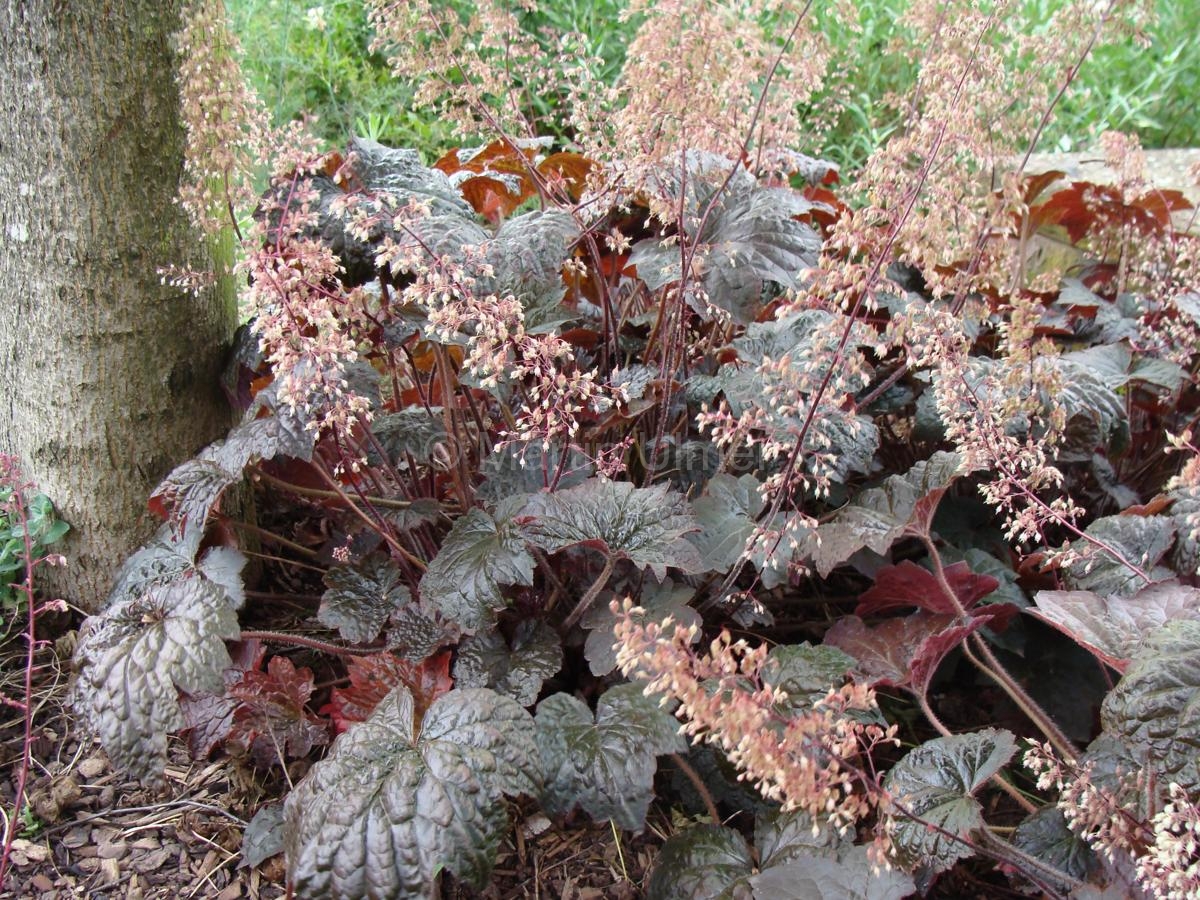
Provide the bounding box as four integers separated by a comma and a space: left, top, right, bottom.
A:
132, 846, 176, 874
78, 754, 108, 779
9, 838, 50, 864
30, 873, 54, 891
99, 856, 121, 885
61, 825, 91, 849
97, 839, 128, 860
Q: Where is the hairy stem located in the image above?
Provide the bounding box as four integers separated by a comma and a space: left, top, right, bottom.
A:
916, 690, 1038, 815
561, 555, 615, 631
239, 629, 381, 657
670, 753, 721, 825
922, 536, 1077, 758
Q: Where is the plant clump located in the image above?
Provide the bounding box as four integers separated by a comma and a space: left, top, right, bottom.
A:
65, 1, 1200, 898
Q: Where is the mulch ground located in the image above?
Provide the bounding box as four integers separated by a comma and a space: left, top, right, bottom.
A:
1, 634, 662, 899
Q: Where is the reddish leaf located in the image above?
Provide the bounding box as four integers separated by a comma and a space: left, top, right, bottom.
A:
560, 327, 601, 350
1123, 494, 1173, 517
1028, 581, 1200, 674
324, 651, 454, 734
538, 152, 593, 199
179, 639, 266, 758
435, 141, 530, 175
229, 655, 328, 765
908, 615, 994, 695
856, 561, 1001, 618
459, 175, 526, 222
1134, 189, 1192, 227
799, 185, 847, 229
1021, 169, 1066, 205
825, 612, 991, 695
908, 487, 952, 539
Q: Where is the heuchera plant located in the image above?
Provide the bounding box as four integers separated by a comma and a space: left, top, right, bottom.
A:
70, 1, 1200, 898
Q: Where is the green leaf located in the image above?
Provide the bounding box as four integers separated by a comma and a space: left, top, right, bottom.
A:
649, 813, 913, 900
284, 686, 539, 898
319, 554, 413, 644
71, 549, 245, 784
485, 209, 579, 330
150, 458, 240, 536
645, 824, 754, 900
107, 523, 206, 604
742, 847, 915, 900
535, 683, 686, 830
582, 578, 699, 677
810, 452, 967, 578
884, 729, 1017, 873
717, 312, 880, 486
762, 643, 856, 714
1012, 807, 1098, 887
351, 136, 474, 216
383, 498, 442, 533
1101, 620, 1200, 790
630, 181, 821, 324
453, 621, 563, 706
241, 802, 286, 869
689, 473, 765, 574
384, 602, 461, 661
244, 381, 321, 462
405, 209, 579, 334
1030, 580, 1200, 672
368, 408, 448, 467
1051, 356, 1129, 461
1060, 341, 1184, 395
476, 442, 593, 502
1171, 489, 1200, 576
754, 808, 848, 866
519, 479, 704, 578
1065, 515, 1176, 598
419, 500, 535, 631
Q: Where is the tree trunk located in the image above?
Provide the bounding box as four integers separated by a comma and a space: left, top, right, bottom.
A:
0, 0, 237, 611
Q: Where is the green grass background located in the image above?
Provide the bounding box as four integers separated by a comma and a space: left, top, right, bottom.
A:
228, 0, 1199, 168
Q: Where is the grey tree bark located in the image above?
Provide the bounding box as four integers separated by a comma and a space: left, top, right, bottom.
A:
0, 1, 237, 611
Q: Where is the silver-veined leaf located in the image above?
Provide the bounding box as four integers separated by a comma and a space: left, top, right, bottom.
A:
1101, 620, 1200, 791
518, 478, 703, 578
419, 499, 535, 631
284, 686, 539, 898
535, 683, 685, 830
1065, 515, 1176, 598
71, 546, 246, 784
883, 729, 1017, 873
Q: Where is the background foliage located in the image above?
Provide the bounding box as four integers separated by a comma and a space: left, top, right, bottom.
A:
229, 0, 1200, 167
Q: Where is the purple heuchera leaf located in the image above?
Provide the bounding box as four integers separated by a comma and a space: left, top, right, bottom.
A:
856, 560, 1015, 629
419, 498, 535, 632
825, 612, 992, 695
518, 478, 703, 578
1030, 580, 1200, 672
884, 729, 1017, 874
284, 686, 540, 897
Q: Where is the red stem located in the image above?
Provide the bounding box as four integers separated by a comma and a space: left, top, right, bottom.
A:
0, 484, 40, 888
